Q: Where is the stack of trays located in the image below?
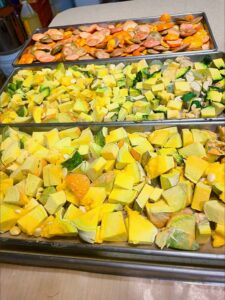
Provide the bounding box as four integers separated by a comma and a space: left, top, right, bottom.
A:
0, 12, 224, 283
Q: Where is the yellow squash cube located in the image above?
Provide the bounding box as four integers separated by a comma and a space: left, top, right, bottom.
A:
101, 211, 127, 242
146, 155, 174, 179
17, 205, 47, 235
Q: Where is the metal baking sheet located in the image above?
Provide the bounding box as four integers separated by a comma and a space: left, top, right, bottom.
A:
0, 121, 225, 282
1, 52, 225, 128
13, 11, 218, 67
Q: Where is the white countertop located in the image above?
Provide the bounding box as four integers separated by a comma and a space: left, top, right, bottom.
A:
51, 0, 225, 51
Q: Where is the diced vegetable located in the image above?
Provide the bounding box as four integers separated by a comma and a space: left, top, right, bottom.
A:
0, 125, 224, 251
1, 56, 225, 124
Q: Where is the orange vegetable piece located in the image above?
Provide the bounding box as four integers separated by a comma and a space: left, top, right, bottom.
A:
149, 25, 158, 32
159, 13, 171, 23
76, 38, 86, 47
194, 23, 204, 31
195, 29, 208, 39
189, 37, 203, 50
83, 45, 96, 56
18, 53, 34, 64
107, 38, 117, 52
63, 31, 73, 39
185, 15, 194, 21
166, 39, 183, 48
183, 36, 194, 44
130, 148, 141, 161
66, 173, 90, 200
164, 33, 180, 41
161, 40, 170, 48
54, 53, 63, 61
156, 22, 174, 32
133, 50, 142, 56
117, 140, 125, 148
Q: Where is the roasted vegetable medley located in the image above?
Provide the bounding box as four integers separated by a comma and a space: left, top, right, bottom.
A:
0, 126, 224, 250
1, 56, 225, 123
17, 14, 212, 64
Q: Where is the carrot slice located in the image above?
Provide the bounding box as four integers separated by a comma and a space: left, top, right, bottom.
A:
18, 53, 34, 64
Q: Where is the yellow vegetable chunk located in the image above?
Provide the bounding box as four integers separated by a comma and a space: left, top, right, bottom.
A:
108, 189, 137, 205
3, 186, 23, 206
146, 155, 174, 179
41, 217, 78, 238
149, 187, 163, 202
98, 203, 122, 221
167, 99, 182, 110
64, 204, 83, 221
59, 127, 80, 139
105, 128, 128, 144
212, 224, 225, 247
43, 164, 63, 186
204, 200, 225, 225
1, 141, 20, 166
0, 177, 13, 201
101, 211, 127, 242
179, 143, 206, 158
128, 210, 158, 244
146, 200, 174, 214
179, 181, 193, 206
75, 207, 100, 243
87, 157, 107, 181
162, 184, 187, 212
191, 182, 211, 211
0, 203, 22, 233
95, 225, 103, 244
17, 205, 47, 235
160, 169, 180, 190
124, 162, 143, 184
196, 216, 211, 244
81, 187, 106, 209
182, 129, 193, 146
116, 144, 135, 169
174, 81, 191, 95
25, 173, 43, 197
185, 156, 208, 183
114, 172, 134, 190
72, 128, 94, 146
44, 191, 67, 215
164, 133, 182, 148
44, 129, 60, 149
149, 127, 177, 146
101, 143, 119, 160
133, 184, 154, 211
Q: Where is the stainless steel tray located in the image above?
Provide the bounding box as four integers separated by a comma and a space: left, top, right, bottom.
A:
13, 11, 218, 68
1, 51, 225, 128
0, 121, 225, 283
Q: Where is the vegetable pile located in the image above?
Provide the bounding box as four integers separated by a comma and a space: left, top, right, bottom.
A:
17, 14, 211, 64
1, 56, 224, 123
0, 126, 224, 250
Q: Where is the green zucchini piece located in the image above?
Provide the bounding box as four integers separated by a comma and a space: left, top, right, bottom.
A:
61, 151, 83, 171
16, 106, 27, 117
181, 92, 196, 102
176, 66, 190, 79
